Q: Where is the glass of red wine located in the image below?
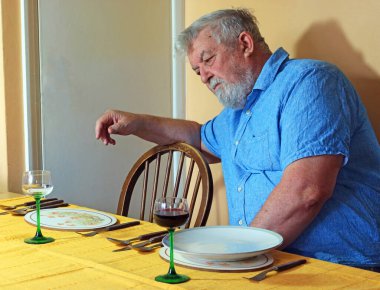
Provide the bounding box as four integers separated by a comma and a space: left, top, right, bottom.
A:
153, 196, 190, 284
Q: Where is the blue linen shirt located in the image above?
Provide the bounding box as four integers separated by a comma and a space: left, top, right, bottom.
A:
201, 48, 380, 267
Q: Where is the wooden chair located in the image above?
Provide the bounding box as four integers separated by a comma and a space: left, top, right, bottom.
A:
117, 142, 213, 228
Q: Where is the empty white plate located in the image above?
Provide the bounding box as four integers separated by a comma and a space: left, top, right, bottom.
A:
159, 247, 274, 271
162, 226, 283, 262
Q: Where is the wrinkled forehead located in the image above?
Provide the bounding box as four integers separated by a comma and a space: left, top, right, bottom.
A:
188, 28, 218, 61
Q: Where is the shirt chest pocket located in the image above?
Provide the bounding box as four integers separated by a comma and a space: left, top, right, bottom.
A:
234, 130, 274, 171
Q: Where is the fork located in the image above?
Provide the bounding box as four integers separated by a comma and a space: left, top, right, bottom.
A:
106, 230, 167, 245
76, 221, 141, 237
131, 234, 166, 248
244, 259, 307, 282
112, 233, 167, 252
133, 242, 163, 252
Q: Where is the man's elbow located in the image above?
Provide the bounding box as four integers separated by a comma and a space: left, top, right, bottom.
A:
301, 186, 333, 211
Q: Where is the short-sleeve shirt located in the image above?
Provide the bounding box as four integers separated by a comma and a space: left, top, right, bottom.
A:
201, 48, 380, 267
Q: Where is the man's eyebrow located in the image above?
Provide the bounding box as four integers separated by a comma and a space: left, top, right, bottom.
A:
192, 64, 199, 71
191, 50, 206, 71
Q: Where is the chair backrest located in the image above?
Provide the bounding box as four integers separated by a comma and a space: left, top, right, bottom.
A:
117, 142, 213, 228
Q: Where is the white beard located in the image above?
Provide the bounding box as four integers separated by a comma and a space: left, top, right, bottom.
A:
210, 70, 254, 109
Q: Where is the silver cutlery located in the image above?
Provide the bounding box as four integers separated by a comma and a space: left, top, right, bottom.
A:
131, 234, 166, 248
0, 199, 66, 215
11, 202, 69, 216
107, 230, 167, 246
0, 197, 59, 210
76, 221, 141, 237
244, 259, 307, 282
112, 233, 166, 252
133, 242, 163, 252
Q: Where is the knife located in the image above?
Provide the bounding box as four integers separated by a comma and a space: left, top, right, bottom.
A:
23, 198, 59, 206
10, 202, 69, 216
77, 221, 141, 236
29, 199, 66, 209
102, 221, 141, 232
245, 259, 307, 281
40, 202, 69, 209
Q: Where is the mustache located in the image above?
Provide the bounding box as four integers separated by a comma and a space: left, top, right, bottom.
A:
209, 77, 225, 91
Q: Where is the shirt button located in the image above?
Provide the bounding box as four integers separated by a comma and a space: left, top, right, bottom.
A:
245, 110, 252, 116
238, 219, 243, 225
235, 140, 239, 146
237, 186, 242, 192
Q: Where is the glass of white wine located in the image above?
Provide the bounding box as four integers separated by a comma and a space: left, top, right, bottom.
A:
22, 170, 54, 244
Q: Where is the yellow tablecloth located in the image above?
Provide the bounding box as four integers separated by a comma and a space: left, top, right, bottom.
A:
0, 195, 379, 289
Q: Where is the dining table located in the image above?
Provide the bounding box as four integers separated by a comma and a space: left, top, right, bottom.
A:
0, 192, 379, 290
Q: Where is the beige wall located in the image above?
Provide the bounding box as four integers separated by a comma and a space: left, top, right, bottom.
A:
0, 1, 7, 191
0, 0, 24, 193
185, 0, 380, 225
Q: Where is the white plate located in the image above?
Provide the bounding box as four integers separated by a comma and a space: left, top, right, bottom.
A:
24, 208, 117, 231
159, 247, 273, 271
162, 226, 283, 262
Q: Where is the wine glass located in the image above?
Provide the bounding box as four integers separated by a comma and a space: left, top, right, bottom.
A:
21, 170, 55, 244
153, 196, 190, 284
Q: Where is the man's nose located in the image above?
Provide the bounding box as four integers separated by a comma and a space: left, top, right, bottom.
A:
200, 67, 212, 84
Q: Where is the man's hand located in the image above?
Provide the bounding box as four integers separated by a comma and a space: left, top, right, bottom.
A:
95, 109, 220, 164
95, 110, 138, 145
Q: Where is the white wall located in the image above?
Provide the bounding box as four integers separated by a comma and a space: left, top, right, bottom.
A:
38, 0, 172, 213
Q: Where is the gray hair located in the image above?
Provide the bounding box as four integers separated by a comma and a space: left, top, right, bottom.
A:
176, 8, 267, 54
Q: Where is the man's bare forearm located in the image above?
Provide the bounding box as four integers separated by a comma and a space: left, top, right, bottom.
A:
250, 155, 342, 248
96, 109, 220, 163
134, 114, 202, 148
250, 183, 327, 248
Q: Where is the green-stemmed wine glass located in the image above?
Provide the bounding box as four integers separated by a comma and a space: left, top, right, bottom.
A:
153, 196, 190, 284
22, 170, 54, 244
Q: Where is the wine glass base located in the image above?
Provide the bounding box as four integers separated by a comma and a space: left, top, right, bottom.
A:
24, 236, 55, 244
155, 274, 190, 284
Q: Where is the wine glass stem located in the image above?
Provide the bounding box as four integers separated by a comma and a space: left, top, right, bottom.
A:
168, 228, 177, 275
34, 195, 44, 238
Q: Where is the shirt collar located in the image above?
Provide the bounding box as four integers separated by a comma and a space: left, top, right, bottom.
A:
252, 47, 289, 91
225, 48, 289, 112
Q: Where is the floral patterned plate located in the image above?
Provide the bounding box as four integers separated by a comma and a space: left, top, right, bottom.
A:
24, 208, 117, 231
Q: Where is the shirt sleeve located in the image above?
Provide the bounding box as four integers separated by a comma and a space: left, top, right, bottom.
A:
201, 111, 229, 159
279, 66, 352, 169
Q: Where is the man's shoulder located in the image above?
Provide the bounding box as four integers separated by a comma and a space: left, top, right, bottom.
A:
284, 57, 341, 77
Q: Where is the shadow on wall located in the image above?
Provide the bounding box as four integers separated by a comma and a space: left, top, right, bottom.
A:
295, 20, 380, 142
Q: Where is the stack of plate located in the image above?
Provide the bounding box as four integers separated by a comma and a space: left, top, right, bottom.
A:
159, 226, 283, 271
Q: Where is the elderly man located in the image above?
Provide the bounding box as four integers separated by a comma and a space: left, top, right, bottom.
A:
95, 9, 380, 270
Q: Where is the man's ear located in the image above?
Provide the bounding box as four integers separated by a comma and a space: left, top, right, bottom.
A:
238, 31, 254, 57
